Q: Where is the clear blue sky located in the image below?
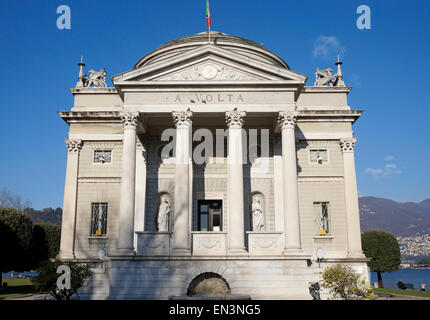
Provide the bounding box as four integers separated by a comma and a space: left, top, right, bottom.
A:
0, 0, 429, 209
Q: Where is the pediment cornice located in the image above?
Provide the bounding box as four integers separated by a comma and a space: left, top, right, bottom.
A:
112, 45, 307, 86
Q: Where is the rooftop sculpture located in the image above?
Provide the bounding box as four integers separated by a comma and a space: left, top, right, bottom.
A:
75, 56, 107, 88
314, 54, 346, 87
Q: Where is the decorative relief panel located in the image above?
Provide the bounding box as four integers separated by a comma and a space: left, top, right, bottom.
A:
192, 232, 227, 256
247, 232, 283, 256
156, 62, 264, 81
136, 232, 171, 256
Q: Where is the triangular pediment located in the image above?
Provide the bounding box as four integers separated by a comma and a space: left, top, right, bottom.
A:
112, 45, 307, 84
147, 58, 267, 81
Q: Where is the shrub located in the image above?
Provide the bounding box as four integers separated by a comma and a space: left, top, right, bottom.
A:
32, 260, 93, 300
320, 264, 374, 300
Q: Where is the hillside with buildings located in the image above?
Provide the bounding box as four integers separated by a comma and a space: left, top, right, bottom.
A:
359, 197, 430, 263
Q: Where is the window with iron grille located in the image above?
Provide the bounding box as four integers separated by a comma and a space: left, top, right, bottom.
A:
93, 150, 112, 164
314, 202, 330, 235
91, 203, 108, 236
310, 149, 328, 164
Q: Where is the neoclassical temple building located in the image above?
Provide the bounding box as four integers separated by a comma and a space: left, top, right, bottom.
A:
59, 31, 369, 299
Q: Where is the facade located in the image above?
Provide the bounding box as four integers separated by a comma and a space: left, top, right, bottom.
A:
58, 31, 369, 300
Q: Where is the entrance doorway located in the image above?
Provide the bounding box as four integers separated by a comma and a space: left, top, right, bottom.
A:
198, 200, 222, 231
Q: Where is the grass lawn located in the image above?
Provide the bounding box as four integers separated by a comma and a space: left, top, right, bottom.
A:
0, 278, 36, 299
375, 288, 430, 298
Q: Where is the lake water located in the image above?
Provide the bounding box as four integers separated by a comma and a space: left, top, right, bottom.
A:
371, 269, 430, 290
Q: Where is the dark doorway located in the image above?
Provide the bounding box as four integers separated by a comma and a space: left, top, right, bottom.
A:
198, 200, 222, 231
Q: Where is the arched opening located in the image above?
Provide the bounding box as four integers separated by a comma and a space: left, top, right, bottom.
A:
187, 273, 231, 297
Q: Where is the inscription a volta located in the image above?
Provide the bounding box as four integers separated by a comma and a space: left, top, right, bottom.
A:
174, 93, 245, 104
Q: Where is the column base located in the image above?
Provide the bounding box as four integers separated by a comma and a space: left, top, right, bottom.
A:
347, 252, 367, 259
58, 251, 75, 260
283, 248, 307, 257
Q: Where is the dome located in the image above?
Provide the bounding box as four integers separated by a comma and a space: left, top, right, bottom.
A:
134, 31, 290, 70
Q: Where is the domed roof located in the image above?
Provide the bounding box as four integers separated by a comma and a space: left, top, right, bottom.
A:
134, 31, 290, 70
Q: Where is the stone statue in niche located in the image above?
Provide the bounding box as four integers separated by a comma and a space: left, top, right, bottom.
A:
251, 196, 265, 232
157, 197, 171, 232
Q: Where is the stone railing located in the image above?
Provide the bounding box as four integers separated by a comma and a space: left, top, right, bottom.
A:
247, 232, 283, 256
192, 232, 227, 256
136, 232, 171, 256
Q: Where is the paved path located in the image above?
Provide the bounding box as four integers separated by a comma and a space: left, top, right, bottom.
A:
375, 292, 430, 300
1, 293, 52, 300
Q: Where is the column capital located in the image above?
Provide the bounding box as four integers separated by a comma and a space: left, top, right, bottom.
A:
121, 112, 139, 129
340, 138, 357, 152
225, 109, 246, 128
65, 139, 83, 153
278, 111, 299, 129
172, 110, 193, 128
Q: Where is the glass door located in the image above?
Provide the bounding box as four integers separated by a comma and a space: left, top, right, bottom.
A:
198, 200, 222, 232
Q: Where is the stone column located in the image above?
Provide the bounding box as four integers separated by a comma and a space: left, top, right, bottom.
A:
134, 136, 147, 249
59, 139, 83, 259
340, 138, 364, 258
117, 112, 139, 255
278, 111, 302, 253
226, 109, 247, 254
172, 110, 193, 255
273, 135, 285, 233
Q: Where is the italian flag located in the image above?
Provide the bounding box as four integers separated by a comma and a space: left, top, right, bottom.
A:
206, 0, 211, 29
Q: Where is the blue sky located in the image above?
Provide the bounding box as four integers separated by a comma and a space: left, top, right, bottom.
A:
0, 0, 429, 209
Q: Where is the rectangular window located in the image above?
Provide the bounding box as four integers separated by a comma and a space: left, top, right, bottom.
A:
93, 150, 112, 164
310, 149, 328, 164
314, 202, 330, 235
91, 203, 108, 236
198, 200, 222, 232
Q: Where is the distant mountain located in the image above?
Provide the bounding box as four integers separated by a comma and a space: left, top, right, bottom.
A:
359, 197, 430, 236
24, 207, 62, 225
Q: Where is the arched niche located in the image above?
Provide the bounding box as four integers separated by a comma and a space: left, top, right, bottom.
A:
250, 192, 265, 232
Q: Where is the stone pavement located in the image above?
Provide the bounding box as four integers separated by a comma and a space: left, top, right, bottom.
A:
1, 293, 52, 300
374, 292, 430, 300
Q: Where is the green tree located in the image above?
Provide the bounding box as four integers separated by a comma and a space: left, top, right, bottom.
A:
320, 264, 374, 300
32, 260, 93, 300
0, 207, 34, 287
35, 223, 61, 259
361, 230, 401, 288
